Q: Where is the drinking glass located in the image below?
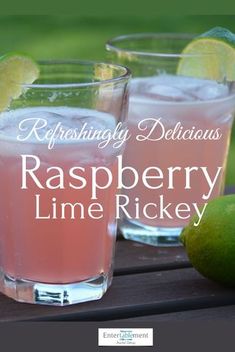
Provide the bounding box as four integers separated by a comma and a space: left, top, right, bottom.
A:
0, 60, 130, 305
106, 33, 235, 246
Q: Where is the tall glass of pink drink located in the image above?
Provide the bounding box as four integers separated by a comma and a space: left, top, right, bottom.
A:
0, 61, 130, 305
106, 34, 235, 246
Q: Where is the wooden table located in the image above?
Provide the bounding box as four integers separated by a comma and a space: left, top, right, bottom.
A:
0, 188, 235, 322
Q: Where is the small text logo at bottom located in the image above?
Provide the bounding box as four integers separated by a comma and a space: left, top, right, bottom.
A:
98, 328, 153, 346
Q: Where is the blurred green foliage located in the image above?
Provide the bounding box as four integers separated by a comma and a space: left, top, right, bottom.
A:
0, 15, 234, 184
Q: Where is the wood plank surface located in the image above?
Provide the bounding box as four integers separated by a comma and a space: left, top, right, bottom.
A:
114, 241, 190, 274
111, 305, 235, 322
0, 267, 235, 322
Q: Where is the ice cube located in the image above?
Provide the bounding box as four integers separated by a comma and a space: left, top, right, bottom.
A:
16, 110, 65, 141
147, 84, 194, 102
150, 74, 205, 91
131, 74, 229, 102
193, 83, 229, 101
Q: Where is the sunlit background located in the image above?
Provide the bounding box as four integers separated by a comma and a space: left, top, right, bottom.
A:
0, 15, 234, 184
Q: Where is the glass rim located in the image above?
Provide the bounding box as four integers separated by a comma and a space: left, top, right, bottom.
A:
106, 32, 215, 58
22, 59, 131, 89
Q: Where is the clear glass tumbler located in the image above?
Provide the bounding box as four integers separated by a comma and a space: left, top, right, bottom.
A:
0, 60, 130, 305
106, 33, 235, 246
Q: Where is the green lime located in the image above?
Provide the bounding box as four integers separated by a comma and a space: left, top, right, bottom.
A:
177, 27, 235, 81
180, 195, 235, 287
0, 53, 39, 111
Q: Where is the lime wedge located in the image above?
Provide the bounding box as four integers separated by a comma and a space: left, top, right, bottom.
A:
0, 53, 39, 111
177, 27, 235, 81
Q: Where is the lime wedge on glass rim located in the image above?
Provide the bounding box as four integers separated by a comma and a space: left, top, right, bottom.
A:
0, 53, 39, 111
177, 27, 235, 81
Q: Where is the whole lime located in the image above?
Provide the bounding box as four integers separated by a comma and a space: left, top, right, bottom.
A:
180, 195, 235, 286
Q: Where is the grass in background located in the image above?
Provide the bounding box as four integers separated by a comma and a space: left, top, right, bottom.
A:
0, 15, 234, 184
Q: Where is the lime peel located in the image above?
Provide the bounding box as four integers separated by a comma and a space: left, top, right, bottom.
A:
180, 195, 235, 287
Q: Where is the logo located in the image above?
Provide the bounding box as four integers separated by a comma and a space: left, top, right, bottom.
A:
98, 328, 153, 346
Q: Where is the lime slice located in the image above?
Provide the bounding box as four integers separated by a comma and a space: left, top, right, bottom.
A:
177, 27, 235, 81
0, 53, 39, 111
94, 64, 114, 81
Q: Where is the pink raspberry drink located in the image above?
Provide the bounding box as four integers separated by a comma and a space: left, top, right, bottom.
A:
106, 34, 235, 246
0, 61, 130, 305
125, 75, 234, 228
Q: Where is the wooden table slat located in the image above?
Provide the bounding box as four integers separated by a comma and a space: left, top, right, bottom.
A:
114, 241, 190, 275
0, 267, 235, 322
111, 305, 235, 322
